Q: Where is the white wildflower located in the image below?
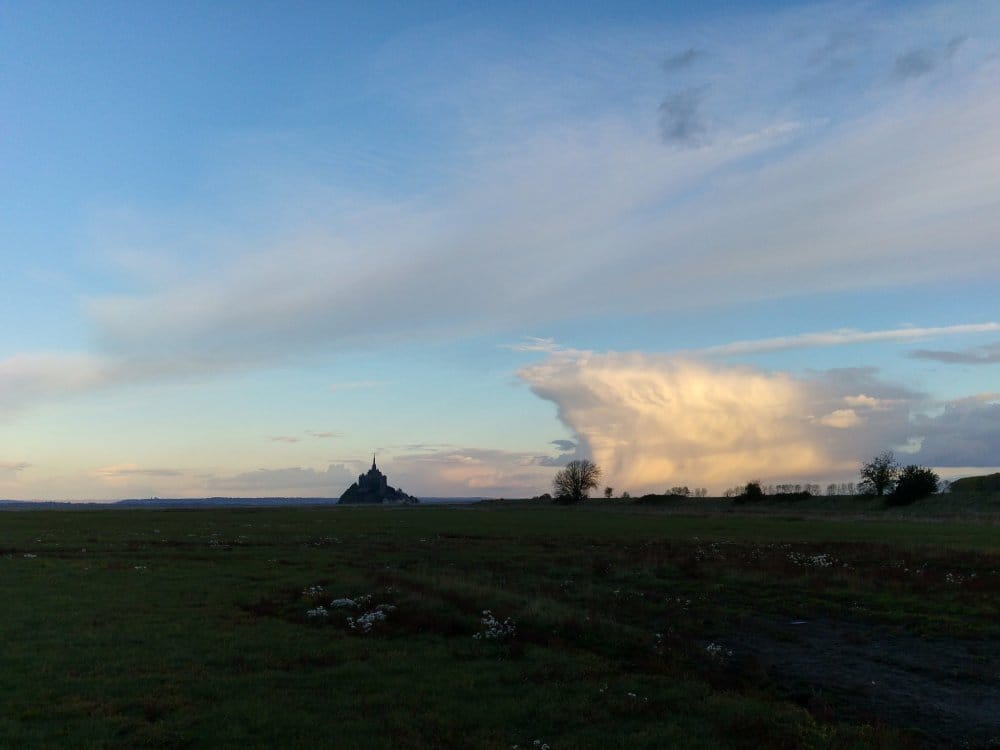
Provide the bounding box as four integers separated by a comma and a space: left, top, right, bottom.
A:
347, 609, 388, 632
472, 610, 516, 642
705, 642, 734, 661
787, 552, 835, 568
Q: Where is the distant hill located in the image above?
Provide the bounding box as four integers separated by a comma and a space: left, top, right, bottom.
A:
0, 496, 483, 511
949, 473, 1000, 493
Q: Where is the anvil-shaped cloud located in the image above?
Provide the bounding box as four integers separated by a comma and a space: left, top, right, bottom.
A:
519, 352, 997, 492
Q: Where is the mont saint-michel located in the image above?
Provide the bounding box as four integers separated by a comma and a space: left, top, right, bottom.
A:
339, 456, 418, 504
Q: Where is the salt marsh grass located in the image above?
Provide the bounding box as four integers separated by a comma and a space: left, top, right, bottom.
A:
0, 503, 997, 747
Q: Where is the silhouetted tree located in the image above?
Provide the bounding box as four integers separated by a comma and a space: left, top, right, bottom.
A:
553, 460, 601, 504
734, 480, 765, 504
887, 465, 939, 505
859, 451, 899, 497
667, 485, 691, 497
603, 486, 613, 499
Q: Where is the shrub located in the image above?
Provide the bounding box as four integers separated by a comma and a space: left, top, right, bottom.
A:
887, 465, 939, 505
733, 480, 765, 504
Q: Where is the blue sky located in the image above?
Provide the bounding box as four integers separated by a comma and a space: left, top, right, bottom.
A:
1, 0, 998, 499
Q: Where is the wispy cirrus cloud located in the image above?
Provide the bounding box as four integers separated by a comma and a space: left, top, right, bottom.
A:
699, 323, 1000, 357
95, 465, 184, 479
1, 1, 997, 439
72, 3, 996, 376
501, 337, 570, 353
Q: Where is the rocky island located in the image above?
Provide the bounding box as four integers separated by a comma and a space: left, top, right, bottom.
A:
339, 456, 419, 504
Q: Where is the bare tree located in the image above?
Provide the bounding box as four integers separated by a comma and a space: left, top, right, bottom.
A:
603, 486, 614, 499
553, 460, 601, 504
859, 451, 899, 497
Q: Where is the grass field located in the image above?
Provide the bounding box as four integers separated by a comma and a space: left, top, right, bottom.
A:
2, 503, 998, 748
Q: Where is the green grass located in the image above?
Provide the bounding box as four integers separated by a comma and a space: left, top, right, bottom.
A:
1, 504, 997, 748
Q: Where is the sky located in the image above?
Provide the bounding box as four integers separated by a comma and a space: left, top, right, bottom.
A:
1, 0, 999, 500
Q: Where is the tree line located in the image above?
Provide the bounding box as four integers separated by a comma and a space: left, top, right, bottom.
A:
549, 452, 940, 505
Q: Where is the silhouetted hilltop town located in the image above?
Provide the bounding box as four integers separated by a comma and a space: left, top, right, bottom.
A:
339, 456, 418, 504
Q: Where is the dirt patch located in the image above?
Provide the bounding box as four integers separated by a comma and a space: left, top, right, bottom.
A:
724, 616, 1000, 747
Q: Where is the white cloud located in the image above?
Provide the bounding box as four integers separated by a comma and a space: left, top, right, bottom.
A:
520, 350, 1000, 492
501, 337, 569, 353
518, 351, 927, 492
2, 0, 999, 494
389, 446, 566, 496
95, 464, 184, 480
818, 409, 864, 429
699, 323, 1000, 357
844, 394, 889, 409
204, 464, 355, 494
66, 3, 998, 375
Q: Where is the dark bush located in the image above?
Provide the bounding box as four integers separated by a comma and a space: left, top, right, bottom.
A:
733, 480, 765, 504
886, 465, 939, 506
770, 491, 812, 502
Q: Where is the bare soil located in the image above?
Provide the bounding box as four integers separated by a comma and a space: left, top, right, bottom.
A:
725, 616, 1000, 748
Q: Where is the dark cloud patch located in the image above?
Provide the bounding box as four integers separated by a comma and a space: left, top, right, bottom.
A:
891, 48, 937, 81
911, 397, 1000, 466
889, 33, 973, 84
532, 454, 573, 467
807, 30, 866, 67
662, 48, 704, 73
659, 86, 709, 145
910, 342, 1000, 365
0, 461, 31, 473
946, 35, 968, 58
550, 439, 576, 452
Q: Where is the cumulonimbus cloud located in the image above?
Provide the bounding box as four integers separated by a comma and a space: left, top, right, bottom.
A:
519, 351, 996, 492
